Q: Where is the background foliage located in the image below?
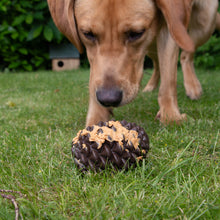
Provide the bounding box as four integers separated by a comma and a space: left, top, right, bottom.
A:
194, 33, 220, 70
0, 0, 220, 72
0, 0, 65, 72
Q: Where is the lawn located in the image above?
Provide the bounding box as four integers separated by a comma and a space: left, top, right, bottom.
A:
0, 68, 219, 219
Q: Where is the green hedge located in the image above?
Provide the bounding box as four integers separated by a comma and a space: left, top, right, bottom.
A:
0, 0, 65, 72
194, 33, 220, 70
0, 1, 219, 72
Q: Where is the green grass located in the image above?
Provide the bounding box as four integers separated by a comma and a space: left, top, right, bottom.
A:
0, 69, 219, 219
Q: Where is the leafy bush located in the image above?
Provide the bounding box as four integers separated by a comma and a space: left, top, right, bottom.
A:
0, 0, 65, 72
194, 32, 220, 70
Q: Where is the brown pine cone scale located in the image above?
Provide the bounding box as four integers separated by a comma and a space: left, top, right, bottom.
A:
72, 120, 149, 171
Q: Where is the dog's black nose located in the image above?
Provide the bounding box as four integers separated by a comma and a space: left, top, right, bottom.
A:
96, 88, 123, 107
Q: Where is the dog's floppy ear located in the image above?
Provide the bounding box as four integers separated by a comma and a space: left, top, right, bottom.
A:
47, 0, 83, 53
156, 0, 195, 52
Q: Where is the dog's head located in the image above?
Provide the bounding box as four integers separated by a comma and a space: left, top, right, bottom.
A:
48, 0, 194, 108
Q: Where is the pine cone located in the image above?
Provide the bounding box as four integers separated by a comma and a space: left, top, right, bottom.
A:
71, 120, 149, 171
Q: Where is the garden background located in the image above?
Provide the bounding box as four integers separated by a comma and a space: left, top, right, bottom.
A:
0, 0, 220, 72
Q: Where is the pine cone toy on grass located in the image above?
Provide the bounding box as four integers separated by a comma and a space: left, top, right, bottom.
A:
72, 120, 150, 171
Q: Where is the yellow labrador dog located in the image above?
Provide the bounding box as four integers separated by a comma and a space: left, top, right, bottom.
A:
48, 0, 219, 126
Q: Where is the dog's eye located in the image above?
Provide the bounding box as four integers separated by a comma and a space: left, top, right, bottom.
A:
126, 29, 145, 42
83, 31, 96, 42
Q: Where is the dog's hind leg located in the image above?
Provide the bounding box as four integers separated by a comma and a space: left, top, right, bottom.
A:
180, 0, 218, 100
180, 50, 202, 100
216, 13, 220, 31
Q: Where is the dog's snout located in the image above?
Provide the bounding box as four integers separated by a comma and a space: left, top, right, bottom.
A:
96, 88, 123, 107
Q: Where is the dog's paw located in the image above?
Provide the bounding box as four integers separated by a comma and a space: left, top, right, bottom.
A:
155, 110, 187, 125
185, 84, 202, 100
142, 73, 160, 93
142, 77, 159, 92
184, 76, 202, 100
142, 83, 157, 92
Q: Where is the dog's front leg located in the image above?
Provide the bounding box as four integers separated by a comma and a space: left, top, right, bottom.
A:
143, 57, 160, 92
86, 94, 112, 126
156, 26, 187, 124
